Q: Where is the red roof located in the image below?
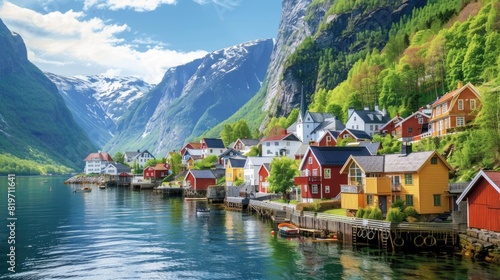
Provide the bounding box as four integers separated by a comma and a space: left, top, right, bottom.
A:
431, 82, 479, 107
153, 163, 168, 171
84, 152, 113, 162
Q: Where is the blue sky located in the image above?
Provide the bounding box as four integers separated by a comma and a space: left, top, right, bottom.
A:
0, 0, 281, 83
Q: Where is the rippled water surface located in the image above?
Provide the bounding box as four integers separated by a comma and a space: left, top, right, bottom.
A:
1, 176, 499, 279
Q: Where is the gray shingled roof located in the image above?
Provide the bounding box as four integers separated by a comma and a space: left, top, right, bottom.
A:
352, 151, 436, 173
311, 117, 345, 133
354, 110, 390, 124
229, 158, 246, 168
189, 170, 216, 179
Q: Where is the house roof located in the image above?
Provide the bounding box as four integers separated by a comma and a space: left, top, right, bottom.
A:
311, 117, 345, 133
124, 151, 140, 158
106, 163, 131, 173
185, 148, 203, 156
219, 148, 242, 158
347, 142, 380, 156
245, 157, 272, 167
202, 138, 225, 148
185, 142, 202, 149
395, 111, 430, 128
380, 115, 403, 131
352, 109, 390, 124
432, 82, 481, 107
228, 158, 247, 168
260, 132, 300, 142
300, 146, 371, 169
262, 163, 271, 172
343, 151, 451, 174
84, 152, 113, 162
456, 170, 500, 204
236, 138, 260, 147
341, 128, 372, 140
187, 170, 216, 179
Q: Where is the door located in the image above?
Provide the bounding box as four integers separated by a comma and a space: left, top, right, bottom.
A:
379, 196, 387, 214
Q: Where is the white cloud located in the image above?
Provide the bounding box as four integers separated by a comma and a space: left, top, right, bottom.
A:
193, 0, 241, 9
0, 2, 207, 83
84, 0, 177, 12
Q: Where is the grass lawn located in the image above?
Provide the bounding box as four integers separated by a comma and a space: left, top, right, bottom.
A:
324, 208, 347, 216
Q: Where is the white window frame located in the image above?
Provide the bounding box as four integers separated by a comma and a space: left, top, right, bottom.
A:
458, 99, 464, 110
456, 117, 465, 127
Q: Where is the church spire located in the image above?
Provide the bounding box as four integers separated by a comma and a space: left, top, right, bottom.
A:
300, 83, 306, 119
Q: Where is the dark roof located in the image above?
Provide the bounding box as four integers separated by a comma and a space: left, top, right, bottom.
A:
309, 146, 371, 166
262, 163, 271, 172
188, 170, 216, 179
345, 129, 372, 140
219, 148, 242, 158
107, 163, 131, 173
358, 142, 381, 155
354, 110, 389, 124
203, 138, 225, 148
228, 158, 246, 168
237, 138, 260, 146
311, 117, 345, 133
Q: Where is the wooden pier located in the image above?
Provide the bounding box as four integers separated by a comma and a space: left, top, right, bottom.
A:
225, 197, 249, 211
248, 200, 458, 251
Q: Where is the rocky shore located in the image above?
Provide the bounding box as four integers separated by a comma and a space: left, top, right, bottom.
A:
459, 229, 500, 265
64, 175, 106, 185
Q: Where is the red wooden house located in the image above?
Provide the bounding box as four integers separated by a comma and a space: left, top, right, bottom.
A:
184, 170, 217, 191
395, 111, 430, 140
456, 170, 500, 232
379, 114, 403, 137
143, 163, 169, 180
316, 131, 339, 147
258, 163, 271, 193
337, 128, 372, 142
294, 146, 371, 202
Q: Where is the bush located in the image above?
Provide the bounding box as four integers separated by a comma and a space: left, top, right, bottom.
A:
386, 208, 406, 222
391, 199, 407, 211
296, 200, 340, 212
368, 207, 383, 220
362, 207, 372, 219
403, 206, 418, 218
355, 207, 365, 218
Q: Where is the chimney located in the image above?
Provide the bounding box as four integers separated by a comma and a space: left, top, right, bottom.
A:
401, 142, 412, 155
364, 107, 369, 111
375, 105, 379, 112
457, 81, 463, 89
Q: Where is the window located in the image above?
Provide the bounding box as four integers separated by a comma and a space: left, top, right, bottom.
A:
408, 127, 413, 134
325, 186, 330, 193
370, 125, 373, 131
470, 99, 476, 110
456, 117, 465, 127
326, 136, 331, 142
392, 175, 400, 186
458, 99, 464, 110
418, 117, 423, 124
304, 185, 308, 192
405, 174, 413, 185
312, 169, 318, 176
367, 195, 373, 205
312, 185, 318, 194
436, 106, 441, 116
275, 142, 279, 146
210, 149, 213, 153
442, 103, 447, 112
286, 141, 290, 146
354, 117, 357, 121
266, 142, 270, 146
431, 156, 438, 165
375, 125, 379, 131
308, 157, 312, 164
349, 162, 363, 186
324, 168, 331, 179
405, 194, 414, 206
433, 194, 442, 206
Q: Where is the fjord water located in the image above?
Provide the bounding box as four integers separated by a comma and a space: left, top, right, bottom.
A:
1, 177, 499, 279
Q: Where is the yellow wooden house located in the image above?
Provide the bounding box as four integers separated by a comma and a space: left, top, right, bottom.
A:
225, 157, 246, 186
339, 149, 452, 215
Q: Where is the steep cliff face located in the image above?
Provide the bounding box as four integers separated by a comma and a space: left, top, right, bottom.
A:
264, 0, 427, 119
0, 19, 95, 171
106, 38, 274, 155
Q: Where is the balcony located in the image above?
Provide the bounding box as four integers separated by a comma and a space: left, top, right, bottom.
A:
392, 183, 401, 192
294, 176, 321, 185
365, 177, 391, 194
340, 184, 363, 194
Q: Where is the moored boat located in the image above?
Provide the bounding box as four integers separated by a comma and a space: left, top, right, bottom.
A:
278, 222, 300, 237
74, 187, 92, 193
196, 208, 210, 213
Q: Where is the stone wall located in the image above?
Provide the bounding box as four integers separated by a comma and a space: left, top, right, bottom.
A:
459, 229, 500, 265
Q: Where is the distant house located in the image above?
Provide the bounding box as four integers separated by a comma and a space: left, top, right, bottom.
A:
104, 162, 131, 175
429, 82, 481, 137
219, 148, 243, 166
258, 163, 271, 193
379, 114, 403, 137
181, 148, 203, 170
338, 128, 372, 142
315, 131, 339, 147
456, 170, 500, 232
291, 110, 345, 144
345, 107, 390, 136
226, 157, 247, 186
294, 146, 371, 202
260, 131, 301, 159
143, 163, 169, 180
232, 138, 260, 155
84, 151, 114, 174
340, 149, 452, 215
124, 150, 155, 167
395, 111, 430, 140
184, 170, 217, 191
244, 157, 273, 191
200, 138, 225, 159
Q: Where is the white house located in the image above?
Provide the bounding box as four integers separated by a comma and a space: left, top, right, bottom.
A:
103, 162, 131, 175
124, 150, 155, 167
231, 138, 260, 155
244, 157, 273, 190
345, 106, 389, 136
84, 151, 114, 174
260, 132, 302, 159
200, 138, 225, 159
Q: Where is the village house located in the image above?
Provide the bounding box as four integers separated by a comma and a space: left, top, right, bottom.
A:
184, 170, 217, 191
258, 163, 271, 194
291, 110, 344, 144
143, 163, 169, 180
243, 157, 273, 192
260, 131, 302, 159
218, 148, 243, 167
294, 146, 372, 202
340, 148, 452, 215
337, 128, 372, 142
456, 170, 500, 232
231, 138, 260, 154
395, 111, 430, 141
225, 157, 247, 186
379, 114, 403, 137
103, 162, 131, 175
124, 150, 155, 167
315, 131, 339, 147
84, 151, 114, 174
428, 82, 481, 137
345, 106, 390, 137
200, 138, 225, 159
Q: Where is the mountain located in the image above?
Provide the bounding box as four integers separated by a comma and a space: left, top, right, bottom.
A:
105, 38, 274, 155
0, 19, 95, 174
46, 73, 153, 147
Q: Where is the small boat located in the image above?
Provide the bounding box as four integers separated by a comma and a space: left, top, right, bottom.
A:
99, 185, 106, 189
74, 187, 92, 193
196, 208, 210, 213
42, 180, 48, 183
278, 222, 300, 237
